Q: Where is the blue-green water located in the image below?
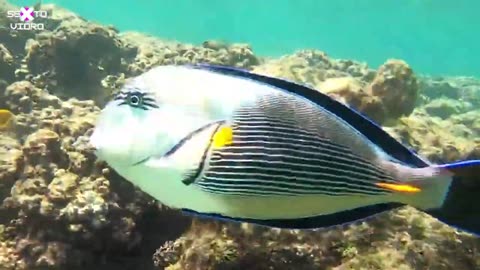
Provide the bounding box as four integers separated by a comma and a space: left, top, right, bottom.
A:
11, 0, 480, 77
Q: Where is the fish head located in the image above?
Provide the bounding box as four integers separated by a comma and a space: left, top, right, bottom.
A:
90, 68, 212, 169
90, 91, 168, 167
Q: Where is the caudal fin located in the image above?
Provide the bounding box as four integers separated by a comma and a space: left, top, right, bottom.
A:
425, 160, 480, 236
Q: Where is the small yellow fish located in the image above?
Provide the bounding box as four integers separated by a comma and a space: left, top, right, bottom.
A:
0, 109, 14, 130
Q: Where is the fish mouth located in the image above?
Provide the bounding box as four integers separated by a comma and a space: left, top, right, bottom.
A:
131, 120, 225, 167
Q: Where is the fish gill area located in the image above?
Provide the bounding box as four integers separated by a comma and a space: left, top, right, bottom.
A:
0, 2, 479, 270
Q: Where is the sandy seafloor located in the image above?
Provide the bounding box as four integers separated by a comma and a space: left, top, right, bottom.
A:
0, 2, 479, 270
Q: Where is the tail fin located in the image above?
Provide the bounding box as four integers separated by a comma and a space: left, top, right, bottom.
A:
425, 160, 480, 236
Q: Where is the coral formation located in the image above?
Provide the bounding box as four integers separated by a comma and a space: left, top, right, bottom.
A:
420, 76, 480, 106
21, 4, 133, 104
253, 49, 373, 87
318, 77, 387, 124
122, 34, 260, 75
0, 2, 479, 270
367, 59, 419, 121
0, 43, 15, 83
154, 207, 480, 270
254, 52, 418, 124
422, 97, 473, 119
0, 85, 159, 269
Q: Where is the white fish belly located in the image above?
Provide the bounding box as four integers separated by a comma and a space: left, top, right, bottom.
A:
116, 164, 395, 220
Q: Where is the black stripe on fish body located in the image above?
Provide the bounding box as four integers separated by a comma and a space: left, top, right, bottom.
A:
207, 157, 393, 186
189, 64, 429, 168
228, 113, 390, 178
197, 182, 386, 196
199, 152, 392, 196
224, 131, 387, 177
199, 174, 390, 196
232, 94, 381, 162
195, 93, 397, 197
210, 136, 392, 182
231, 94, 391, 173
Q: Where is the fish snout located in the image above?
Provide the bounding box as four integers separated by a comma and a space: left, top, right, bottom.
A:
89, 127, 149, 166
89, 130, 101, 151
88, 131, 105, 160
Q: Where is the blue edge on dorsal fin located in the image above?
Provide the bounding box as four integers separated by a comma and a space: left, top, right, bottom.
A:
181, 63, 480, 236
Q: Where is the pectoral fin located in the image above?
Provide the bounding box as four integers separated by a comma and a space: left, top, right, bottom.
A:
145, 120, 226, 185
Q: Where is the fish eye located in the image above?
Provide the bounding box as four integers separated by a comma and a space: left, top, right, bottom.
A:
115, 89, 159, 110
129, 94, 141, 106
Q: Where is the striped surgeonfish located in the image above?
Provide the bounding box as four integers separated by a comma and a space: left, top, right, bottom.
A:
90, 64, 480, 235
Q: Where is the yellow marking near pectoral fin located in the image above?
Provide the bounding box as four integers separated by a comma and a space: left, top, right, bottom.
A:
212, 125, 233, 149
375, 182, 422, 193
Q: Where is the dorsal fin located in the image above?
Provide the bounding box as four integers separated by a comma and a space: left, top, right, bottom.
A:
188, 64, 428, 168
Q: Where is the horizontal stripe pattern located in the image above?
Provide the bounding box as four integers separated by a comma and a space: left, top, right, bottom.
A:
196, 94, 395, 197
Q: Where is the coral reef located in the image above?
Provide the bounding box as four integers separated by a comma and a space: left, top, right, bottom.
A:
123, 34, 260, 76
0, 82, 157, 269
253, 50, 373, 88
154, 208, 480, 270
0, 2, 479, 270
420, 76, 480, 106
254, 52, 418, 124
422, 97, 473, 119
367, 59, 418, 121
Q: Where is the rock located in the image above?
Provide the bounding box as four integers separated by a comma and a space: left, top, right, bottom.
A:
367, 59, 419, 120
384, 110, 478, 163
3, 81, 42, 114
202, 40, 229, 50
153, 207, 480, 270
121, 32, 261, 77
0, 135, 21, 201
319, 77, 386, 123
254, 54, 419, 125
0, 44, 15, 83
419, 76, 461, 100
24, 9, 132, 104
422, 98, 472, 119
254, 50, 375, 87
420, 76, 480, 107
253, 50, 346, 87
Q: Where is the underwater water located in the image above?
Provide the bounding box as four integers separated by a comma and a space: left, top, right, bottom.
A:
11, 0, 480, 77
0, 0, 480, 269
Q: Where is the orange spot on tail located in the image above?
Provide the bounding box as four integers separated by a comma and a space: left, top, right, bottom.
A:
375, 182, 421, 193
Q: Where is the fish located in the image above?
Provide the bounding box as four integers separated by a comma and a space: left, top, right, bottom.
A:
90, 64, 480, 235
0, 109, 15, 130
